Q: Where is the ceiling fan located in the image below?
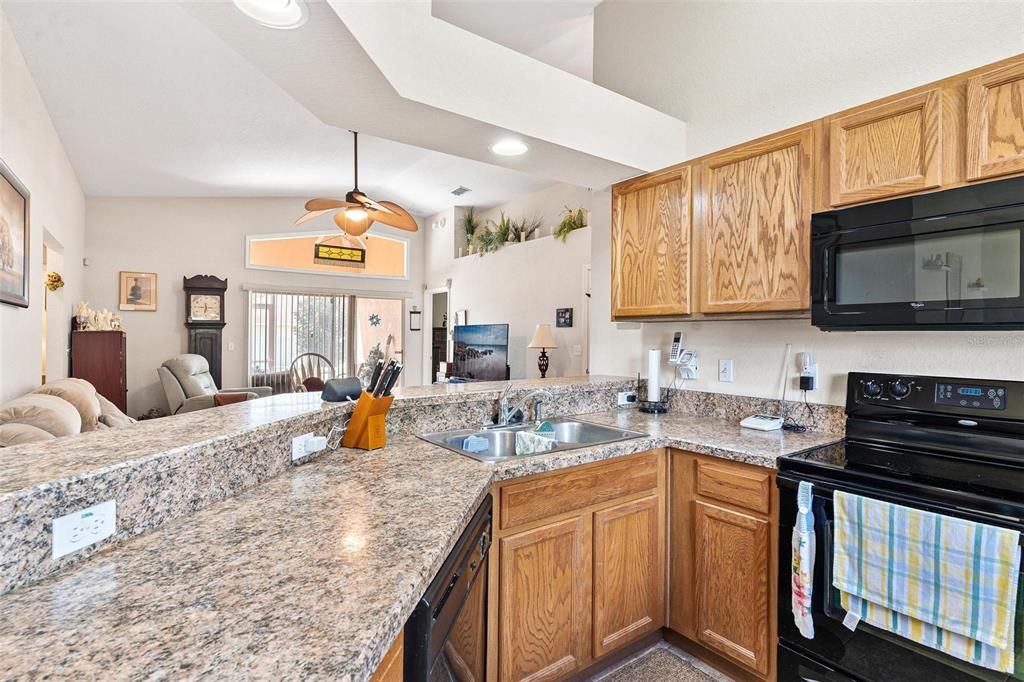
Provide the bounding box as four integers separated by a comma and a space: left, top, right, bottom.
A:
296, 131, 418, 238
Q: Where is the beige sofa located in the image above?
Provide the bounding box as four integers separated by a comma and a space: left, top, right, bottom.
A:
0, 378, 135, 448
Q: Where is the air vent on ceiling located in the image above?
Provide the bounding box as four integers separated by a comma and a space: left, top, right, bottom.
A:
451, 186, 472, 196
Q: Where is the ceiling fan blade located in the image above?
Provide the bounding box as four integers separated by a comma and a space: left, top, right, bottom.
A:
361, 196, 395, 214
295, 208, 333, 225
305, 198, 351, 211
369, 201, 418, 232
334, 209, 374, 236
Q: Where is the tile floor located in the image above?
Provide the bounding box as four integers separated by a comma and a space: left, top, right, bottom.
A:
589, 642, 733, 682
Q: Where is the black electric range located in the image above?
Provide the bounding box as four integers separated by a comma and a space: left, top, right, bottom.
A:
777, 372, 1024, 682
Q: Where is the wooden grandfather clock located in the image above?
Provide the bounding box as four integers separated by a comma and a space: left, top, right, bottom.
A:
183, 275, 227, 387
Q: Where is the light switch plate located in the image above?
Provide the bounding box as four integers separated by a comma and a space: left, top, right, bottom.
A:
52, 499, 116, 559
719, 359, 734, 383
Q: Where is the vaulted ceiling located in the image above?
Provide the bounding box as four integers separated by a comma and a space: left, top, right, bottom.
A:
4, 1, 685, 216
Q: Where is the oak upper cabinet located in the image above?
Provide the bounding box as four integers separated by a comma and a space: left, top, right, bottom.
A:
966, 59, 1024, 182
669, 451, 777, 680
827, 89, 944, 205
592, 495, 664, 659
693, 502, 771, 676
499, 517, 590, 682
698, 126, 813, 313
611, 166, 692, 318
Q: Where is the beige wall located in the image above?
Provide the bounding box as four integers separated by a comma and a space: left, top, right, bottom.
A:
0, 10, 85, 402
590, 2, 1024, 405
424, 183, 597, 382
84, 197, 424, 417
594, 1, 1024, 158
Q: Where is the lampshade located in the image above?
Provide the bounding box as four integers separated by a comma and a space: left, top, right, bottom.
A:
528, 323, 558, 349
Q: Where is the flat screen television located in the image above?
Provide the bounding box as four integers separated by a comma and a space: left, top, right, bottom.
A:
451, 324, 509, 382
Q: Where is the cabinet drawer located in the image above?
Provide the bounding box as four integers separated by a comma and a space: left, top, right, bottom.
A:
696, 461, 771, 515
499, 452, 659, 530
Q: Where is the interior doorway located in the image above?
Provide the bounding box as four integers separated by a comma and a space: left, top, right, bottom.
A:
42, 233, 67, 384
422, 285, 451, 384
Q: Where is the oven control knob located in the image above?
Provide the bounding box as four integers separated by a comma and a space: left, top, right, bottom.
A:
863, 380, 882, 398
889, 379, 911, 399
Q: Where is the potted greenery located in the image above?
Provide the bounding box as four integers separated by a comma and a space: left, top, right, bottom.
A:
510, 215, 542, 242
472, 227, 502, 255
554, 205, 588, 242
492, 212, 513, 244
462, 208, 481, 255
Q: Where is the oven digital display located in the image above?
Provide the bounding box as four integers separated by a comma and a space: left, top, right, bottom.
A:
935, 384, 1007, 410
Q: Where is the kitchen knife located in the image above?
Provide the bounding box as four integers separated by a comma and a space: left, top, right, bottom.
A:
383, 363, 403, 396
368, 360, 385, 393
374, 360, 398, 397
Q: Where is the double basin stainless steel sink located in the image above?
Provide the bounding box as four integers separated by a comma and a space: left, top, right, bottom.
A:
419, 417, 647, 463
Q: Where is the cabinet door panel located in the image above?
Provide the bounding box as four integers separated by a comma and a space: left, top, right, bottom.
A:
611, 167, 691, 317
499, 516, 590, 682
592, 495, 664, 658
829, 89, 943, 205
701, 128, 812, 313
967, 61, 1024, 181
694, 501, 770, 676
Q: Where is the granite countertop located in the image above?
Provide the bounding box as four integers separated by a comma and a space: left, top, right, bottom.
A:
0, 375, 631, 496
0, 409, 841, 680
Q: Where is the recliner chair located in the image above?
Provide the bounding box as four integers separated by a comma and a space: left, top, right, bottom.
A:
158, 354, 272, 414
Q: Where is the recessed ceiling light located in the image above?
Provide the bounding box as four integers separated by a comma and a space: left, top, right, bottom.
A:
490, 139, 529, 156
233, 0, 308, 30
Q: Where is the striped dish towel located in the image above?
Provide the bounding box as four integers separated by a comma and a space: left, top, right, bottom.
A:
833, 491, 1022, 672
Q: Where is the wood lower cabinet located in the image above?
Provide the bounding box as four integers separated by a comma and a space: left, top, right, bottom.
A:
967, 60, 1024, 182
611, 167, 691, 318
370, 629, 403, 682
592, 495, 664, 659
693, 501, 771, 676
668, 450, 777, 680
498, 516, 590, 682
491, 451, 666, 682
827, 89, 944, 206
698, 126, 813, 314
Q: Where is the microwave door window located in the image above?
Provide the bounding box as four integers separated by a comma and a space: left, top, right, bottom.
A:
834, 225, 1022, 307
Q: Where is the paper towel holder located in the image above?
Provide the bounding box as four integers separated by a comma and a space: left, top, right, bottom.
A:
635, 372, 670, 414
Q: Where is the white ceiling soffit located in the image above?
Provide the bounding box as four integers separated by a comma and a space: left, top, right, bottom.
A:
431, 0, 600, 81
181, 1, 685, 190
2, 1, 551, 215
329, 1, 686, 177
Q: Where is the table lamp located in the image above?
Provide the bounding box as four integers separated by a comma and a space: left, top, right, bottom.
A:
528, 324, 558, 378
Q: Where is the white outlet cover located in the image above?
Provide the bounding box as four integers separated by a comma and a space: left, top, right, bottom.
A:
52, 499, 116, 559
617, 391, 636, 406
292, 432, 314, 461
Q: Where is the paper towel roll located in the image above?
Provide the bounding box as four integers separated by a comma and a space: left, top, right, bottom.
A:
647, 349, 661, 402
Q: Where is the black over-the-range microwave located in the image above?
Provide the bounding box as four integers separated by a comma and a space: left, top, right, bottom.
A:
811, 175, 1024, 331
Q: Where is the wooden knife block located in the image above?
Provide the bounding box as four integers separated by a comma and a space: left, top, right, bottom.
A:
341, 391, 395, 450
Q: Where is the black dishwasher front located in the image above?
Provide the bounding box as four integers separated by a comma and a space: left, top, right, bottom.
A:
405, 494, 491, 682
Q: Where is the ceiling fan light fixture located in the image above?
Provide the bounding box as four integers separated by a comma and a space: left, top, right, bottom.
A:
346, 207, 369, 222
233, 0, 308, 30
490, 138, 529, 157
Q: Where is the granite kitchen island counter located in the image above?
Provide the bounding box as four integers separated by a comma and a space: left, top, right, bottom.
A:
0, 404, 841, 681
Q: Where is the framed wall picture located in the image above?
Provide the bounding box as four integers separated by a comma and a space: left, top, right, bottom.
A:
556, 307, 573, 328
0, 159, 30, 308
119, 271, 158, 311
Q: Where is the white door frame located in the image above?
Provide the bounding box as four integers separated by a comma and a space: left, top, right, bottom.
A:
422, 284, 451, 384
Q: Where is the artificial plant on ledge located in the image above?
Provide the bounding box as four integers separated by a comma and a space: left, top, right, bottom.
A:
461, 207, 481, 254
554, 205, 588, 242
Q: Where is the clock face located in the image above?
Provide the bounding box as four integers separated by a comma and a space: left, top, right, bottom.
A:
189, 294, 221, 322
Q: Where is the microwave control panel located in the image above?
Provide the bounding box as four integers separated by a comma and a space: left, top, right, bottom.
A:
935, 383, 1007, 411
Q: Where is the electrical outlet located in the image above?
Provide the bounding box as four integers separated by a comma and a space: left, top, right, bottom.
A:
617, 391, 637, 406
52, 499, 116, 559
718, 359, 734, 383
292, 433, 327, 461
572, 344, 582, 357
227, 341, 236, 352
